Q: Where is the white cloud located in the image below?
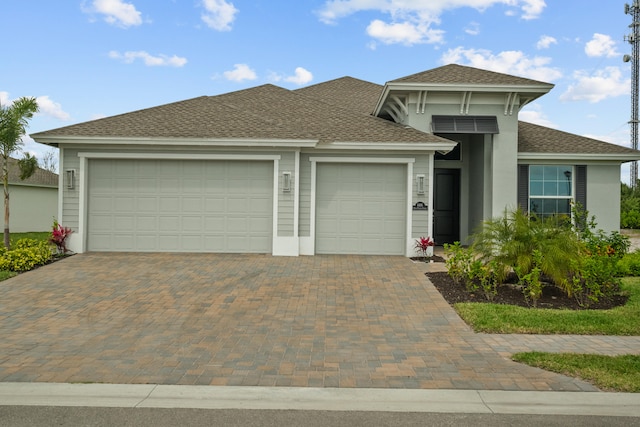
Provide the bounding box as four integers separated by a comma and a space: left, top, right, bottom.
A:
317, 1, 546, 45
86, 0, 142, 27
440, 47, 562, 82
36, 96, 71, 121
201, 0, 238, 31
520, 0, 546, 20
518, 104, 557, 128
109, 51, 187, 67
465, 22, 480, 36
536, 35, 557, 50
585, 33, 619, 58
0, 92, 70, 121
366, 19, 443, 45
284, 67, 314, 85
560, 67, 629, 103
223, 64, 257, 82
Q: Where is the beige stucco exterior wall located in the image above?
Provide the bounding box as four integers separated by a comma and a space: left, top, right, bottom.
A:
8, 184, 58, 232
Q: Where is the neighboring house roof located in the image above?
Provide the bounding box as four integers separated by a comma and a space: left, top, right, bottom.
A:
31, 84, 451, 145
295, 76, 383, 115
389, 64, 553, 87
7, 158, 58, 187
518, 121, 639, 157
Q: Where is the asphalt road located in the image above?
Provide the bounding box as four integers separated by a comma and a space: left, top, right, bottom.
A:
0, 407, 638, 427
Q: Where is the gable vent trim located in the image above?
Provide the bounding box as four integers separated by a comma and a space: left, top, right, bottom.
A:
432, 115, 499, 134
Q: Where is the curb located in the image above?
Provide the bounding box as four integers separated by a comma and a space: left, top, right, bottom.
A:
0, 383, 638, 417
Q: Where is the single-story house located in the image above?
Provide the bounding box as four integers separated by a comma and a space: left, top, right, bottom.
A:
31, 64, 640, 256
7, 157, 58, 232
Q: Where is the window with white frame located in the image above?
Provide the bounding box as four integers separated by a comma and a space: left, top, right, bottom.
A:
529, 165, 573, 219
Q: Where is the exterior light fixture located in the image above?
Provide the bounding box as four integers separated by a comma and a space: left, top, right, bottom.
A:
416, 174, 425, 194
282, 171, 291, 192
66, 169, 76, 190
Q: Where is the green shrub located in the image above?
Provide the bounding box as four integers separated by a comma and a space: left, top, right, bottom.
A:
471, 208, 583, 290
444, 242, 475, 289
617, 251, 640, 276
621, 210, 640, 229
515, 250, 543, 307
569, 253, 621, 307
0, 238, 53, 272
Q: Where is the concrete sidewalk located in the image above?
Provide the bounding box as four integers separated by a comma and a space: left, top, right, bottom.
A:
0, 383, 638, 417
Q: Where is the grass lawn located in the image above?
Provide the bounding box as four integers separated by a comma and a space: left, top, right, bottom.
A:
512, 352, 640, 392
454, 277, 640, 335
9, 231, 50, 243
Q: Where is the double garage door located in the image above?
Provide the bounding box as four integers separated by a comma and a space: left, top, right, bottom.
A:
87, 159, 273, 252
315, 163, 407, 255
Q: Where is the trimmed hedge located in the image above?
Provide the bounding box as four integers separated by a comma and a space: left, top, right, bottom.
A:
0, 239, 53, 272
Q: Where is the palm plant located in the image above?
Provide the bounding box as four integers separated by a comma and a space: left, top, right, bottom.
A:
0, 97, 39, 248
470, 209, 584, 289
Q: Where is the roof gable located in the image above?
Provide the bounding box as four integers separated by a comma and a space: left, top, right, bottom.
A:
391, 64, 553, 87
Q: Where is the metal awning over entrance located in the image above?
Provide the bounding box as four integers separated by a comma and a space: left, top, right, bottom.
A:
432, 116, 499, 134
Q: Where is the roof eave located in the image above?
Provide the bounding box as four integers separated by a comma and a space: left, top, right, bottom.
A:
31, 135, 320, 148
320, 141, 458, 153
518, 152, 640, 162
373, 82, 553, 117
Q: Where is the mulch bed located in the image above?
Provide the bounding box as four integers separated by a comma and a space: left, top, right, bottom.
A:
425, 271, 628, 311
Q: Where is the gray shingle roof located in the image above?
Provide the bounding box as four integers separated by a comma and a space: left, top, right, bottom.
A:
295, 77, 382, 115
518, 121, 638, 155
8, 158, 58, 187
390, 64, 553, 87
32, 84, 449, 144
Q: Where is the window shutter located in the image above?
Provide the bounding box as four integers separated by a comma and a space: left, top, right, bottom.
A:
575, 165, 587, 209
518, 164, 529, 212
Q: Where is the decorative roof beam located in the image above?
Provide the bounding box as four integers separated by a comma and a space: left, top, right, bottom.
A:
509, 92, 518, 115
383, 106, 400, 122
387, 102, 404, 122
460, 91, 472, 115
416, 90, 428, 114
391, 95, 409, 116
518, 97, 533, 111
504, 92, 513, 115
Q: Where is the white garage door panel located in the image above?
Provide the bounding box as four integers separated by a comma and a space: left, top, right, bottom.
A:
316, 163, 406, 255
88, 159, 273, 253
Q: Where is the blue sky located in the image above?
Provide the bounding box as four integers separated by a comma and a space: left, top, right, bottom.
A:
1, 1, 635, 181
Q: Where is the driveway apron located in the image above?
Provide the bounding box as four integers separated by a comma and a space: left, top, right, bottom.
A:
0, 253, 598, 390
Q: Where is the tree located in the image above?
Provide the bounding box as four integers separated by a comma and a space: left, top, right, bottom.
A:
0, 97, 39, 248
39, 149, 58, 173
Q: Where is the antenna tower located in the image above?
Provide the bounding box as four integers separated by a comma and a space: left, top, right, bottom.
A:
625, 1, 640, 188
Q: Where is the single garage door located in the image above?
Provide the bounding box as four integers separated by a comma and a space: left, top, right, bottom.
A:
87, 159, 273, 252
316, 163, 406, 255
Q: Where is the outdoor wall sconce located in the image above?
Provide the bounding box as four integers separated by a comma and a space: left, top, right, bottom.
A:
66, 169, 76, 190
282, 171, 291, 192
416, 174, 425, 195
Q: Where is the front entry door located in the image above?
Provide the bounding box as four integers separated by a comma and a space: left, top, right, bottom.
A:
433, 168, 460, 245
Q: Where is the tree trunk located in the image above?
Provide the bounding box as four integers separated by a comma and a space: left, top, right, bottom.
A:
3, 154, 9, 249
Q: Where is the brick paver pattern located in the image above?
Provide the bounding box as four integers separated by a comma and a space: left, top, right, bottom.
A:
1, 253, 638, 391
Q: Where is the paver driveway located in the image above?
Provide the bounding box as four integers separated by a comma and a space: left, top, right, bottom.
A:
0, 253, 597, 390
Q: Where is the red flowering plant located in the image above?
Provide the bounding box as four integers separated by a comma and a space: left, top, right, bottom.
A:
414, 236, 435, 259
50, 219, 73, 254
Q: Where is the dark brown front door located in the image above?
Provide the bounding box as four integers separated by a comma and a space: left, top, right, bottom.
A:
433, 168, 460, 245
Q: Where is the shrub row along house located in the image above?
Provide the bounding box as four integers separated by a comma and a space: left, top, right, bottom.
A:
31, 64, 640, 256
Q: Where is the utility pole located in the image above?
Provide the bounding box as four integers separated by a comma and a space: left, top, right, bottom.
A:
625, 1, 640, 188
